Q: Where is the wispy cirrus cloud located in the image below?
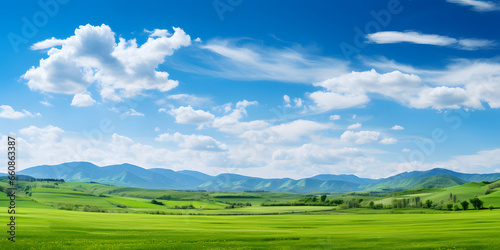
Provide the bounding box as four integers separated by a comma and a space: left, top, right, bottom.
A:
168, 38, 348, 83
367, 31, 495, 50
447, 0, 499, 12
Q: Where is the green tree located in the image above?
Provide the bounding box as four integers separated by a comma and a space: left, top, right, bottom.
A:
489, 205, 494, 211
446, 203, 453, 211
453, 204, 459, 211
320, 194, 327, 202
415, 196, 421, 206
425, 199, 433, 208
460, 200, 469, 211
369, 201, 375, 209
358, 198, 364, 204
469, 197, 484, 210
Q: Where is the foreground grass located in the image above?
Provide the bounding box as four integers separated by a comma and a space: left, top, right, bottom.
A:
1, 208, 499, 249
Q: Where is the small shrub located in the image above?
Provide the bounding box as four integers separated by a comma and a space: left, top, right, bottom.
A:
489, 205, 494, 211
453, 204, 459, 211
151, 199, 164, 206
446, 203, 453, 211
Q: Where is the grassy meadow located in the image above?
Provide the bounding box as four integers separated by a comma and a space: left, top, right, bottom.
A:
1, 179, 500, 248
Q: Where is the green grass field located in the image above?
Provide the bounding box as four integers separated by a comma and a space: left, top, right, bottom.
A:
1, 180, 500, 248
1, 207, 499, 249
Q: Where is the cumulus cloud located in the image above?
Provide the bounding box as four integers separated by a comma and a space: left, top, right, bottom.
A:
156, 132, 227, 151
212, 102, 268, 134
71, 93, 96, 107
10, 127, 230, 174
235, 100, 258, 109
212, 109, 269, 134
283, 95, 290, 103
362, 59, 500, 109
19, 125, 64, 142
166, 106, 214, 126
23, 24, 192, 102
329, 115, 341, 120
240, 119, 329, 143
447, 0, 499, 11
309, 91, 370, 110
391, 125, 404, 130
309, 69, 485, 111
340, 130, 381, 144
0, 105, 40, 119
367, 31, 495, 50
347, 123, 362, 129
30, 37, 66, 50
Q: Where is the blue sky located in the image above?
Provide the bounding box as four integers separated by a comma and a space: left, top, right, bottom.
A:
1, 0, 500, 178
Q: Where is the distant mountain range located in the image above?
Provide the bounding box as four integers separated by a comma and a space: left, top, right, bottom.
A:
18, 162, 500, 193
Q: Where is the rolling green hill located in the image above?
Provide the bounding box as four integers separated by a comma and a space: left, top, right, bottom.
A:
16, 162, 500, 193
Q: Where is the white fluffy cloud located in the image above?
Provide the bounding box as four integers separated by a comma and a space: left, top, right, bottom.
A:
367, 31, 495, 50
24, 24, 192, 102
19, 125, 64, 142
235, 100, 258, 109
166, 106, 214, 126
447, 0, 499, 11
309, 91, 370, 110
71, 93, 96, 107
391, 125, 404, 130
309, 69, 487, 111
0, 105, 40, 119
156, 132, 227, 151
347, 123, 362, 129
212, 104, 269, 134
329, 115, 341, 120
9, 124, 500, 179
365, 59, 500, 109
341, 130, 381, 144
283, 95, 291, 103
240, 119, 329, 143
